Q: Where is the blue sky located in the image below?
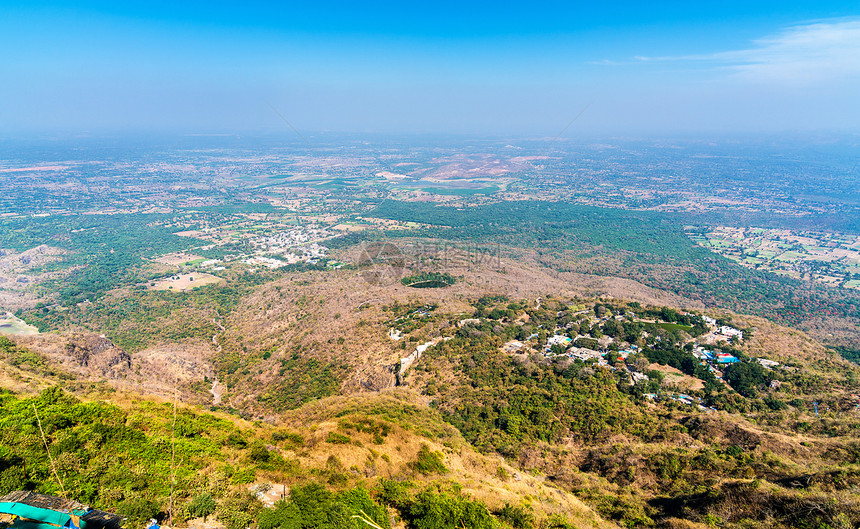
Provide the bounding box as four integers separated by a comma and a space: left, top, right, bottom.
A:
2, 1, 859, 135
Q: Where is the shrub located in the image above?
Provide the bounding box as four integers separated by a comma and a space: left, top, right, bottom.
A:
186, 493, 216, 519
542, 514, 575, 529
248, 441, 272, 462
494, 503, 534, 529
231, 467, 257, 485
0, 464, 28, 495
258, 483, 389, 529
224, 431, 248, 448
326, 432, 352, 444
408, 491, 497, 529
117, 497, 160, 527
410, 444, 447, 475
216, 494, 261, 529
763, 397, 787, 411
375, 479, 414, 510
272, 431, 304, 446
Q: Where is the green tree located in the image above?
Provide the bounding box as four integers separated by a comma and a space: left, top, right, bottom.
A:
408, 492, 497, 529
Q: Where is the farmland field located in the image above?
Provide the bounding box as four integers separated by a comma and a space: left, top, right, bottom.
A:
147, 272, 224, 291
694, 226, 860, 290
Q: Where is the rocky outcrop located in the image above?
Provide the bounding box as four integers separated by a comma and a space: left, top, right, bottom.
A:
64, 334, 131, 379
358, 366, 397, 391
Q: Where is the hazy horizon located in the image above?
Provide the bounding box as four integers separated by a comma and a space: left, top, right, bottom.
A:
2, 1, 859, 136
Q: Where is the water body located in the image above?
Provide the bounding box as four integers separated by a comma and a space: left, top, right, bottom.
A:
0, 313, 39, 336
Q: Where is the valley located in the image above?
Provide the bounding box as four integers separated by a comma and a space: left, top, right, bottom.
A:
0, 135, 859, 529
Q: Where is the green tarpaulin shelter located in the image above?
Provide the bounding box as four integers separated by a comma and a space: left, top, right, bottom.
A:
0, 492, 122, 529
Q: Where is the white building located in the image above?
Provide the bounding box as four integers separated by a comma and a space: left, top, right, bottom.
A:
718, 326, 743, 339
548, 335, 572, 347
503, 340, 526, 353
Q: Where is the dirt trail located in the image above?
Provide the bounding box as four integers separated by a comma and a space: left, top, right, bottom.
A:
210, 379, 225, 406
211, 318, 224, 353
209, 317, 226, 405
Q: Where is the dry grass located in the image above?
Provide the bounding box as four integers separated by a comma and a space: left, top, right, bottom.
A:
0, 245, 68, 310
15, 332, 216, 405
649, 363, 705, 391
0, 362, 55, 395
221, 251, 713, 405
275, 389, 614, 529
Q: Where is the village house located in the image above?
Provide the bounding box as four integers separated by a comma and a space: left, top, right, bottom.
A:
503, 340, 526, 353
717, 325, 743, 339
547, 334, 573, 348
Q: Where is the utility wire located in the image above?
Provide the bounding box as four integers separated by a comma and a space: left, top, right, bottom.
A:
33, 403, 66, 498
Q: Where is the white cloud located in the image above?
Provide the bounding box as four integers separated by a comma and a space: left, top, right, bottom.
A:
635, 18, 860, 84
